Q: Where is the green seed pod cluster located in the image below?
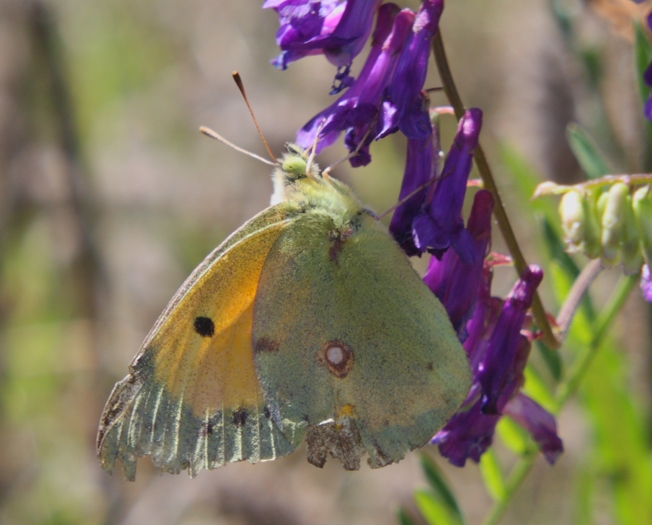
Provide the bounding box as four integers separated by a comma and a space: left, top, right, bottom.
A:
559, 183, 652, 275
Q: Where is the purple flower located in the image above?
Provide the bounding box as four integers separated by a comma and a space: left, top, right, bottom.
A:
479, 266, 543, 414
380, 0, 444, 139
433, 265, 563, 466
266, 0, 380, 88
423, 190, 494, 335
644, 10, 652, 120
412, 108, 483, 263
504, 394, 564, 465
389, 132, 438, 256
296, 4, 414, 166
641, 264, 652, 302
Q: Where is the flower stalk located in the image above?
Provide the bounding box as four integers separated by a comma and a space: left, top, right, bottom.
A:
431, 30, 559, 350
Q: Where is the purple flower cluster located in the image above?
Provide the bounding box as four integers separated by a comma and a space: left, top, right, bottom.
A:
267, 0, 563, 467
268, 0, 443, 165
431, 262, 563, 466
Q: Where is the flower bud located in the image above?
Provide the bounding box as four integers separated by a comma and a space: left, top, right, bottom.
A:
600, 182, 629, 266
583, 192, 602, 259
558, 190, 600, 257
559, 190, 586, 253
633, 185, 652, 266
621, 194, 643, 275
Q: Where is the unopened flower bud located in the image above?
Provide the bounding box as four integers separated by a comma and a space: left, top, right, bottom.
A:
600, 183, 629, 266
633, 185, 652, 266
583, 192, 601, 259
559, 190, 586, 253
558, 190, 600, 257
621, 194, 643, 275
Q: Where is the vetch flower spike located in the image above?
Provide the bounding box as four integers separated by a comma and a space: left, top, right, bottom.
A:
412, 108, 482, 262
433, 265, 562, 466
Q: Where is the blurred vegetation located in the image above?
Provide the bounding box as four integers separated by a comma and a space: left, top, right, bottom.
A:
1, 0, 651, 524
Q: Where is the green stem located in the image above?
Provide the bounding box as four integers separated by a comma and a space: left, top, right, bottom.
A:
432, 31, 559, 350
481, 453, 538, 525
555, 273, 638, 407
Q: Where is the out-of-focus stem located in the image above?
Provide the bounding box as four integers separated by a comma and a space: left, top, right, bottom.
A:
432, 31, 560, 349
555, 273, 638, 406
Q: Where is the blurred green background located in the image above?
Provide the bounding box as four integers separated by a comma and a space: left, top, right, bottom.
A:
1, 0, 651, 524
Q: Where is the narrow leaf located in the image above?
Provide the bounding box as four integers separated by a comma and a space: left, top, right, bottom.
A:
397, 507, 419, 525
479, 449, 506, 501
414, 490, 461, 525
566, 123, 611, 180
419, 453, 463, 520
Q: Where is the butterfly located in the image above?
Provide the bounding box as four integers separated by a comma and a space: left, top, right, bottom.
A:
96, 144, 472, 480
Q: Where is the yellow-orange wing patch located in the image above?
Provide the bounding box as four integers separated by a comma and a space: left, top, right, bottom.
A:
97, 205, 303, 480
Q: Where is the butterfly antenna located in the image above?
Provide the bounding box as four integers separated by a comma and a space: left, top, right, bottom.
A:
232, 71, 277, 163
199, 126, 275, 166
306, 119, 326, 179
376, 177, 438, 221
322, 111, 380, 177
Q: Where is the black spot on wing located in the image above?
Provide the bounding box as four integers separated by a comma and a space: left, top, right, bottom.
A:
194, 316, 215, 337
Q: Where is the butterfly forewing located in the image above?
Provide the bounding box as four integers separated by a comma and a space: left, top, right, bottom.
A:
97, 205, 302, 479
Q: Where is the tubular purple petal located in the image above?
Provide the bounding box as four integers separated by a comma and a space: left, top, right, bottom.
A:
382, 0, 444, 139
645, 94, 652, 122
504, 394, 564, 464
641, 264, 652, 302
423, 190, 494, 333
413, 108, 483, 261
478, 265, 543, 414
389, 133, 437, 255
432, 399, 500, 467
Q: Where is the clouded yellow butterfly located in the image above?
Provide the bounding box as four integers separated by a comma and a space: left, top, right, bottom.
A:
97, 144, 472, 480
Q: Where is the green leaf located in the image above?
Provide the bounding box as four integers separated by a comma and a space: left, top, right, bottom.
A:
479, 449, 506, 501
496, 416, 531, 456
566, 123, 612, 180
414, 490, 462, 525
419, 453, 462, 521
397, 507, 418, 525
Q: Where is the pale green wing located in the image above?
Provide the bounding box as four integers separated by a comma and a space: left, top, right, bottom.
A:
252, 213, 472, 469
97, 203, 304, 480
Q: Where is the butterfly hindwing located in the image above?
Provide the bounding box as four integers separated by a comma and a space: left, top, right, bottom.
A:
252, 211, 472, 469
97, 204, 302, 480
